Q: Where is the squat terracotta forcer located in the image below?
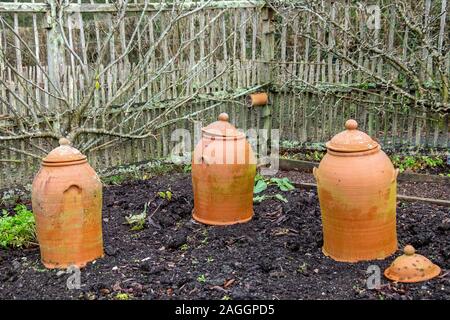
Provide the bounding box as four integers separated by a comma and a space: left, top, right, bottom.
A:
32, 138, 103, 269
192, 113, 256, 225
314, 119, 398, 262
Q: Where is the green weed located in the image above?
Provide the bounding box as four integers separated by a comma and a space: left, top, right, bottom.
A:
197, 274, 207, 283
157, 190, 173, 201
124, 203, 147, 231
0, 204, 36, 248
115, 293, 131, 300
253, 175, 294, 203
391, 155, 445, 173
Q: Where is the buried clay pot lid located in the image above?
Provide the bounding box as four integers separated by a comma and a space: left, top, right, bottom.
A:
326, 119, 379, 152
43, 138, 87, 164
384, 245, 441, 283
202, 113, 245, 138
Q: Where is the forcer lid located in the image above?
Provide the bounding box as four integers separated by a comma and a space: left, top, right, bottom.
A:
326, 119, 379, 152
43, 138, 87, 163
384, 245, 441, 283
202, 113, 244, 138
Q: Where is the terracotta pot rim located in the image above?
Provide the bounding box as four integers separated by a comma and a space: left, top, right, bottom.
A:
42, 158, 88, 167
192, 209, 253, 226
42, 253, 104, 269
325, 145, 381, 157
201, 128, 246, 140
322, 247, 397, 263
325, 141, 379, 153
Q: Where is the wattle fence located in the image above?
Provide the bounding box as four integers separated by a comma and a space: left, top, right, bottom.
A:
0, 0, 448, 188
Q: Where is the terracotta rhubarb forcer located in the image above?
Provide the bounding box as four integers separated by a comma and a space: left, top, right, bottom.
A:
32, 138, 103, 269
192, 113, 256, 225
247, 92, 269, 107
313, 119, 398, 262
384, 245, 441, 283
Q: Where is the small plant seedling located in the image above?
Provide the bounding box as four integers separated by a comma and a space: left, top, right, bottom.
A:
105, 175, 126, 185
222, 295, 231, 300
0, 204, 36, 248
115, 293, 131, 300
253, 195, 269, 203
206, 257, 214, 263
254, 175, 295, 198
124, 203, 147, 231
270, 177, 295, 191
197, 274, 207, 283
180, 244, 189, 251
297, 262, 308, 274
274, 194, 288, 203
253, 194, 288, 204
157, 190, 173, 201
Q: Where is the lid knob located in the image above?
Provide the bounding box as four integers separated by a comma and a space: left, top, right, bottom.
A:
59, 137, 71, 146
218, 113, 229, 122
404, 245, 415, 256
345, 119, 358, 130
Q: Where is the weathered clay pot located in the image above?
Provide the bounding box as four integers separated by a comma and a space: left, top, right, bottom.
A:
247, 92, 269, 107
192, 113, 256, 225
313, 119, 398, 262
32, 138, 103, 268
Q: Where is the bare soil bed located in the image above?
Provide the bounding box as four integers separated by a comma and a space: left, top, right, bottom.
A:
0, 172, 449, 300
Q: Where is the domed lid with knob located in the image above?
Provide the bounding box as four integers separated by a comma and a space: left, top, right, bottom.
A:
43, 138, 87, 165
326, 119, 379, 152
202, 113, 245, 139
384, 245, 441, 283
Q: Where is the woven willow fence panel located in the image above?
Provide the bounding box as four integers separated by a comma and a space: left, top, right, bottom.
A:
0, 0, 448, 188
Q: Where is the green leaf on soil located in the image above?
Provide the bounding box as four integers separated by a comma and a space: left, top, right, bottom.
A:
253, 195, 269, 203
270, 177, 295, 191
254, 180, 268, 194
274, 194, 288, 203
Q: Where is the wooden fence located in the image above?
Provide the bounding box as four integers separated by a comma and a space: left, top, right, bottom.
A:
0, 0, 448, 188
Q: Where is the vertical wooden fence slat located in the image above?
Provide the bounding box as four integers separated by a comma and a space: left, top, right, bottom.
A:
1, 1, 449, 188
437, 0, 448, 148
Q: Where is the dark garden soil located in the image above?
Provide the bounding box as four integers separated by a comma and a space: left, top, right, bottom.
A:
0, 172, 449, 300
277, 170, 450, 200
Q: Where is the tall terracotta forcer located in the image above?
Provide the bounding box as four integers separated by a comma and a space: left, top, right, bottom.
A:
32, 138, 103, 269
192, 113, 256, 225
313, 119, 398, 262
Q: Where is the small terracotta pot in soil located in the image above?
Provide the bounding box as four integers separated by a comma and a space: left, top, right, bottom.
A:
191, 113, 256, 225
247, 92, 269, 107
313, 119, 398, 262
32, 138, 104, 269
